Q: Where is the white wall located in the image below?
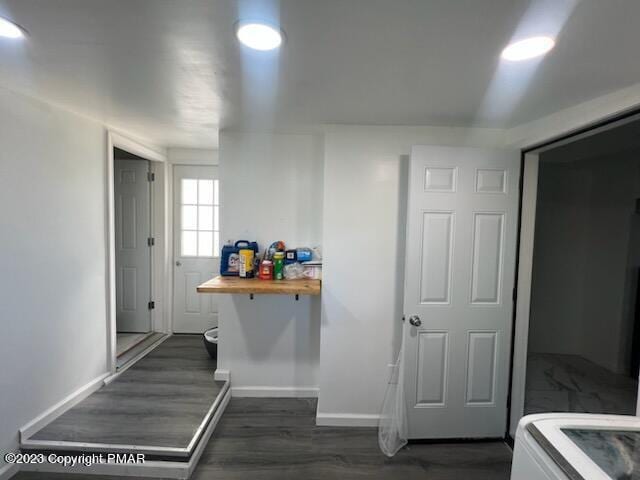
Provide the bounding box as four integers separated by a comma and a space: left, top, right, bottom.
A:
168, 147, 218, 165
527, 163, 592, 358
217, 132, 324, 395
316, 125, 504, 424
529, 154, 640, 374
0, 87, 108, 467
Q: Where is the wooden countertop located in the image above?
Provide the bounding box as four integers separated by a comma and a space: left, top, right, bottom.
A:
197, 276, 321, 296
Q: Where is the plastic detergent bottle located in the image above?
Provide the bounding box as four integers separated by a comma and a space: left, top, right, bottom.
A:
239, 249, 255, 278
259, 260, 274, 280
273, 252, 285, 280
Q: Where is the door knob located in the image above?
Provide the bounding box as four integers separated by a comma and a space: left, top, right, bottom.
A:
409, 315, 422, 327
175, 261, 182, 267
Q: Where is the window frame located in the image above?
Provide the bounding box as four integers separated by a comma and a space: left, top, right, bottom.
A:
179, 177, 220, 259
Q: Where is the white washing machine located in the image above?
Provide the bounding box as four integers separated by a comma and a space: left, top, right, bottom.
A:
511, 413, 640, 479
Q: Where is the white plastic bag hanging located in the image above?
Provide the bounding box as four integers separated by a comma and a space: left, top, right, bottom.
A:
378, 338, 408, 457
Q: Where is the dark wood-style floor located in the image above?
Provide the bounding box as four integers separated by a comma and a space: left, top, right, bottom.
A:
16, 397, 512, 480
27, 335, 224, 449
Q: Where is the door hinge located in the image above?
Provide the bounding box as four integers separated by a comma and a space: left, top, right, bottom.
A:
147, 237, 155, 247
147, 171, 155, 182
148, 301, 155, 310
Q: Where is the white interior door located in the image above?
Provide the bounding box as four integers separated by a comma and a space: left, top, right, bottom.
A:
403, 145, 519, 439
114, 158, 152, 333
173, 165, 220, 333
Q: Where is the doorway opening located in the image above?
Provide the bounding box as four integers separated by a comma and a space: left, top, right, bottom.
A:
112, 148, 163, 366
524, 120, 640, 416
510, 114, 640, 433
107, 132, 171, 373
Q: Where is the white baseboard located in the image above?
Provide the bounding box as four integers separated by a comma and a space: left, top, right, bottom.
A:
315, 413, 380, 427
213, 369, 229, 382
19, 372, 110, 441
0, 462, 19, 480
231, 386, 319, 398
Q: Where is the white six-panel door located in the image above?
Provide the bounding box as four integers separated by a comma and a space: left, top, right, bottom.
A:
403, 145, 519, 438
114, 158, 152, 333
173, 165, 220, 333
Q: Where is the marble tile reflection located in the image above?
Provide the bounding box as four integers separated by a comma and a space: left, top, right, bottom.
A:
525, 353, 638, 416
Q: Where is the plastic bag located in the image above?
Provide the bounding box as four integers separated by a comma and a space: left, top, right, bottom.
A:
378, 338, 408, 457
284, 262, 304, 280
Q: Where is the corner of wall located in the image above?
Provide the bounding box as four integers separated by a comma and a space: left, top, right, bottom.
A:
505, 82, 640, 149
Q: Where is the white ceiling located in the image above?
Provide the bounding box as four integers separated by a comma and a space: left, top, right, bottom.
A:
0, 0, 639, 148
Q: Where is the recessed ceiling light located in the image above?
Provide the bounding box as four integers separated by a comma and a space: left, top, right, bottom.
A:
236, 22, 283, 51
0, 16, 25, 39
501, 36, 555, 61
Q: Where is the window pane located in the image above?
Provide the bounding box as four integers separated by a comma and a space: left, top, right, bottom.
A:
214, 179, 220, 205
182, 205, 197, 230
214, 206, 219, 231
181, 231, 197, 256
198, 231, 213, 256
199, 179, 214, 205
182, 179, 198, 204
198, 206, 213, 230
214, 231, 220, 257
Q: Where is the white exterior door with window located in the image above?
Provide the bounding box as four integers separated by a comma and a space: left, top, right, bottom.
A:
403, 145, 519, 438
173, 165, 220, 333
